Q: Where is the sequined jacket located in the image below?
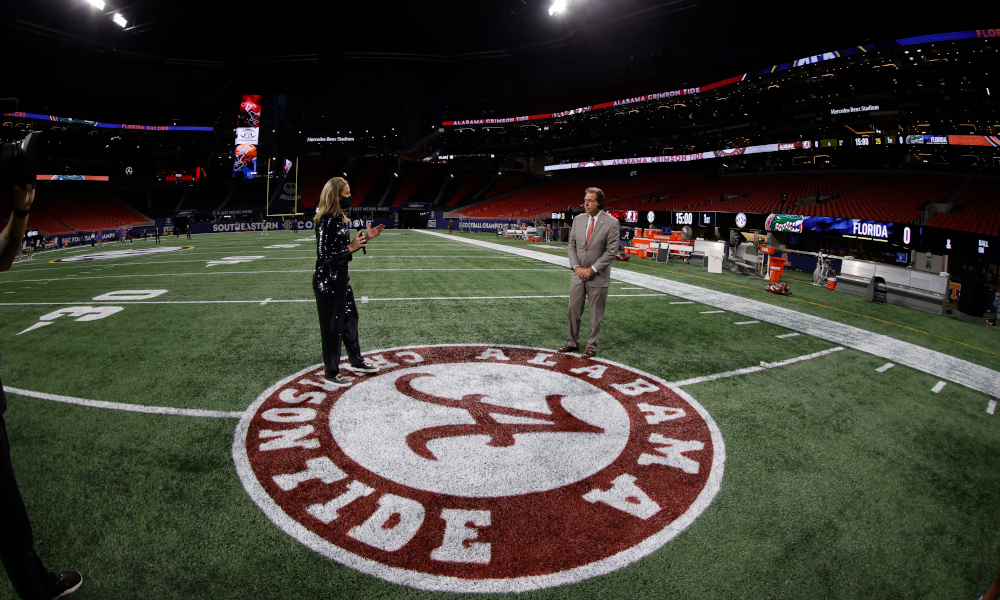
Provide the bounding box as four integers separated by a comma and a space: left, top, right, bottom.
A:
313, 213, 353, 295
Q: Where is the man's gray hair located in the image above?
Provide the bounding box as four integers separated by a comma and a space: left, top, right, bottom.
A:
584, 187, 604, 204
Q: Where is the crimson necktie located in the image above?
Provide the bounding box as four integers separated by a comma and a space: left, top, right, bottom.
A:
586, 217, 594, 245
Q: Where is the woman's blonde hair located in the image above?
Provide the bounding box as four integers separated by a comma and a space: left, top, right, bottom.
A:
314, 177, 350, 224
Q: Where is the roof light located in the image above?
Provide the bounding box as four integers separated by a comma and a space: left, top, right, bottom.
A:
549, 0, 571, 15
86, 0, 105, 9
112, 12, 127, 27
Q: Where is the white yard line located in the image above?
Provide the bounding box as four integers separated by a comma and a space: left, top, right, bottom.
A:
8, 254, 514, 274
988, 400, 997, 415
700, 310, 725, 314
776, 333, 800, 338
876, 362, 895, 372
670, 301, 694, 305
418, 230, 1000, 398
668, 347, 846, 387
0, 267, 564, 285
931, 381, 947, 393
734, 320, 760, 325
0, 294, 667, 307
3, 386, 243, 418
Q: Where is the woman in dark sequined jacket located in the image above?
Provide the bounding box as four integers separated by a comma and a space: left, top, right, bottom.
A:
313, 177, 384, 386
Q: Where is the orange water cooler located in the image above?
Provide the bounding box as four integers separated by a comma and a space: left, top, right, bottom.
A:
767, 258, 785, 282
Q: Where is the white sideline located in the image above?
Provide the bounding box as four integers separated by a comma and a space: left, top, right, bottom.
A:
668, 347, 845, 387
417, 230, 1000, 398
3, 386, 243, 418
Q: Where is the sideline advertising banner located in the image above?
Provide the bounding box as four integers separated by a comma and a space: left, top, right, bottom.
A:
762, 214, 1000, 258
544, 141, 813, 171
456, 218, 520, 233
1, 111, 213, 131
765, 214, 897, 241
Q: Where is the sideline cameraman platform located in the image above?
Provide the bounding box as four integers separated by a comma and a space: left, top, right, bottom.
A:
0, 100, 83, 599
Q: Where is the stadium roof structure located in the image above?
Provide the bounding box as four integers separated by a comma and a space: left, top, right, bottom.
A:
0, 0, 992, 139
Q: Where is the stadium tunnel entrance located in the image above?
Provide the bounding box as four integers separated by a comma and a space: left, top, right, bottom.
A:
397, 210, 429, 229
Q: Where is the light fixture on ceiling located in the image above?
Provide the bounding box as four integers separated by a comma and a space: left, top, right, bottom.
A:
112, 12, 127, 27
549, 0, 572, 16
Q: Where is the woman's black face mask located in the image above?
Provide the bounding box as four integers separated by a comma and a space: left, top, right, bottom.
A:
339, 195, 352, 210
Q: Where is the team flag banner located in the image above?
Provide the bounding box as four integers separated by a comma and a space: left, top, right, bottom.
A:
266, 157, 300, 216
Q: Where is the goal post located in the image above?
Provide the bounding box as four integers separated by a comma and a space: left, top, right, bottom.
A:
265, 157, 300, 217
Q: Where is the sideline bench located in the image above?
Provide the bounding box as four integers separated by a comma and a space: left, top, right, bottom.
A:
835, 259, 950, 315
730, 243, 758, 275
502, 227, 538, 240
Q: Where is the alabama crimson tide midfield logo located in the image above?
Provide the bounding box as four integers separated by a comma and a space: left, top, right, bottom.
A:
233, 345, 724, 592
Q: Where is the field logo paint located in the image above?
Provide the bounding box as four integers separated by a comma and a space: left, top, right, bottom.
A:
206, 255, 264, 267
17, 306, 124, 335
234, 344, 724, 593
92, 290, 167, 301
50, 246, 193, 263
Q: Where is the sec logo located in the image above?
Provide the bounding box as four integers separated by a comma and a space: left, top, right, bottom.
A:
735, 213, 747, 228
234, 345, 724, 592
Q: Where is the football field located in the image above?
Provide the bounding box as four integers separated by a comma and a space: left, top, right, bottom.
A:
0, 229, 997, 599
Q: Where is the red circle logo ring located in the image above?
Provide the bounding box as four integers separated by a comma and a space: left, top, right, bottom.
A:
233, 344, 725, 592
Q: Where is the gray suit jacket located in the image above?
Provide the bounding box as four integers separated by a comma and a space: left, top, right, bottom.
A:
568, 211, 620, 288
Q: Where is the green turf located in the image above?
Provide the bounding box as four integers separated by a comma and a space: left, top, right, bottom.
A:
0, 230, 996, 599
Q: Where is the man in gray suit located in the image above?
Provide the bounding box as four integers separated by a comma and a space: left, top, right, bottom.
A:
558, 187, 620, 358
